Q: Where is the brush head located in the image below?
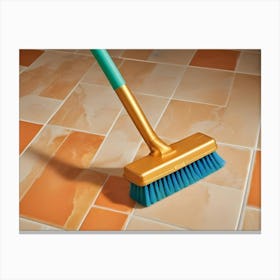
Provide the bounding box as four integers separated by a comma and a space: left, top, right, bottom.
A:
124, 132, 218, 186
130, 151, 225, 206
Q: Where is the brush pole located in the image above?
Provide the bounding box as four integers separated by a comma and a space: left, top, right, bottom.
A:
91, 49, 172, 156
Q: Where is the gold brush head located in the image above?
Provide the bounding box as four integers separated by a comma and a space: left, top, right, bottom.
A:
124, 132, 217, 186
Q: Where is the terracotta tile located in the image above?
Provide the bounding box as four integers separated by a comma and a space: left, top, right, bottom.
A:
91, 94, 169, 175
20, 167, 107, 229
80, 207, 128, 230
20, 51, 93, 100
242, 207, 261, 231
147, 49, 195, 65
247, 151, 261, 207
53, 131, 104, 169
50, 83, 122, 135
20, 132, 106, 229
19, 125, 70, 198
20, 95, 61, 123
242, 49, 261, 54
119, 60, 185, 97
134, 182, 243, 230
20, 50, 44, 66
81, 58, 123, 86
126, 216, 179, 231
121, 49, 153, 60
19, 218, 61, 231
95, 176, 135, 212
236, 52, 261, 75
156, 74, 260, 147
20, 121, 42, 154
173, 67, 234, 106
203, 144, 251, 190
190, 50, 240, 70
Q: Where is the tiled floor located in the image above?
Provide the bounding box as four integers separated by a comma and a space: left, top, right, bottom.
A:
19, 49, 261, 231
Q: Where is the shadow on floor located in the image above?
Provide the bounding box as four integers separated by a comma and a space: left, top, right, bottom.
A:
27, 146, 137, 209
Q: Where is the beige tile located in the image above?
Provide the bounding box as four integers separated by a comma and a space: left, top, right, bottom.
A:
91, 94, 169, 176
126, 216, 179, 231
20, 51, 93, 100
76, 49, 123, 57
203, 144, 252, 190
156, 74, 260, 147
147, 50, 195, 65
19, 125, 70, 199
134, 182, 243, 230
19, 218, 61, 231
50, 83, 122, 135
81, 58, 123, 86
119, 60, 185, 97
121, 50, 153, 60
20, 95, 61, 124
173, 67, 234, 106
237, 52, 261, 75
242, 207, 261, 231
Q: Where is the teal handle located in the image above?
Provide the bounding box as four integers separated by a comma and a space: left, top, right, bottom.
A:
90, 49, 125, 90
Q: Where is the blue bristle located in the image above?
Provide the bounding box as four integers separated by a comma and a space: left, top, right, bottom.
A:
130, 151, 225, 207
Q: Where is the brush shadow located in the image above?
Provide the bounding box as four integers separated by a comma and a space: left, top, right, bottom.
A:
27, 146, 134, 208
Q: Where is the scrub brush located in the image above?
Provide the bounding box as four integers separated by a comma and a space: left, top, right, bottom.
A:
91, 49, 225, 206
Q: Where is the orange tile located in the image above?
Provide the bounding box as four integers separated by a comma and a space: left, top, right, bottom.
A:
20, 132, 106, 229
247, 151, 261, 207
20, 125, 70, 198
95, 176, 136, 212
20, 51, 93, 100
54, 131, 104, 169
20, 50, 44, 66
190, 50, 240, 70
20, 121, 42, 154
80, 207, 128, 230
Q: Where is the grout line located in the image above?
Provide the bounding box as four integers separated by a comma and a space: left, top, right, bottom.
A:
123, 64, 188, 231
246, 205, 261, 211
19, 217, 62, 231
202, 181, 245, 193
19, 129, 71, 200
171, 96, 225, 108
127, 214, 189, 231
19, 58, 94, 158
76, 176, 110, 230
92, 204, 130, 215
119, 56, 189, 68
223, 71, 236, 108
216, 141, 254, 151
236, 149, 256, 230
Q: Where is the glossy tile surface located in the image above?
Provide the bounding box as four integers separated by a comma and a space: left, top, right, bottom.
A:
80, 207, 128, 230
50, 83, 122, 135
19, 49, 261, 231
20, 132, 106, 229
20, 51, 93, 100
190, 50, 240, 70
157, 74, 260, 147
119, 60, 185, 97
134, 182, 243, 230
173, 67, 234, 106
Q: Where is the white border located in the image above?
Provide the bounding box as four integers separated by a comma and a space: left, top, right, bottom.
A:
1, 0, 279, 279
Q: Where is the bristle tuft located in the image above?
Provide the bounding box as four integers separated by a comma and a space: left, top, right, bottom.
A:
130, 151, 225, 206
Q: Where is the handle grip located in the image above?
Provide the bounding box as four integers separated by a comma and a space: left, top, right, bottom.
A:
90, 49, 125, 90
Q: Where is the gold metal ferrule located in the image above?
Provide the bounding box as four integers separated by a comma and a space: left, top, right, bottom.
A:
115, 85, 173, 157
